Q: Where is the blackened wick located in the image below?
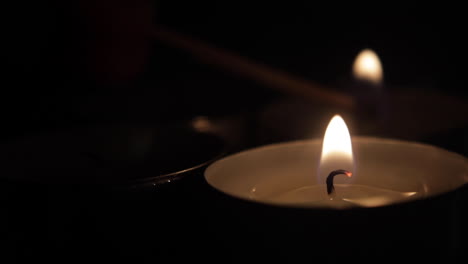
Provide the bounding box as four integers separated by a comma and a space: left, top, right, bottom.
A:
326, 169, 353, 195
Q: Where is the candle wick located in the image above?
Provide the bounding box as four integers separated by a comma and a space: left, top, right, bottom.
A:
326, 169, 352, 196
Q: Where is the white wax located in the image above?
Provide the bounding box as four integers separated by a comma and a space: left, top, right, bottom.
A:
205, 137, 468, 208
260, 184, 418, 209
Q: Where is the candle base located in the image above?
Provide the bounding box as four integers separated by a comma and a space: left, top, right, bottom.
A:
252, 184, 420, 209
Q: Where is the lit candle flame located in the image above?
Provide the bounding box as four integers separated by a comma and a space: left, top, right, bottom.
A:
352, 48, 383, 85
321, 115, 353, 159
318, 115, 354, 184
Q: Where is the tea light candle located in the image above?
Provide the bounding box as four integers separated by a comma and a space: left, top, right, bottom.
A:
205, 115, 468, 209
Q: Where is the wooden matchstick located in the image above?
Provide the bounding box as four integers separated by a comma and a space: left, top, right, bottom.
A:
151, 25, 356, 110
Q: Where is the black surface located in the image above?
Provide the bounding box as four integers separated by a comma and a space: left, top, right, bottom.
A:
0, 122, 225, 185
0, 2, 467, 263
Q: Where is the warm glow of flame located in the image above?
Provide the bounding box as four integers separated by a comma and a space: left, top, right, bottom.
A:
321, 115, 353, 159
318, 115, 354, 183
352, 49, 383, 85
192, 116, 213, 132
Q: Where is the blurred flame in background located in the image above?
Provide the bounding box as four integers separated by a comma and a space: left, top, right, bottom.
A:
353, 49, 383, 85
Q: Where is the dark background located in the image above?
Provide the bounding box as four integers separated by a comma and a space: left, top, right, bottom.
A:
0, 1, 467, 263
1, 2, 467, 138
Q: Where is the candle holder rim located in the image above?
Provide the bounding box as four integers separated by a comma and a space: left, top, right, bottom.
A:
207, 136, 468, 167
126, 149, 227, 188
